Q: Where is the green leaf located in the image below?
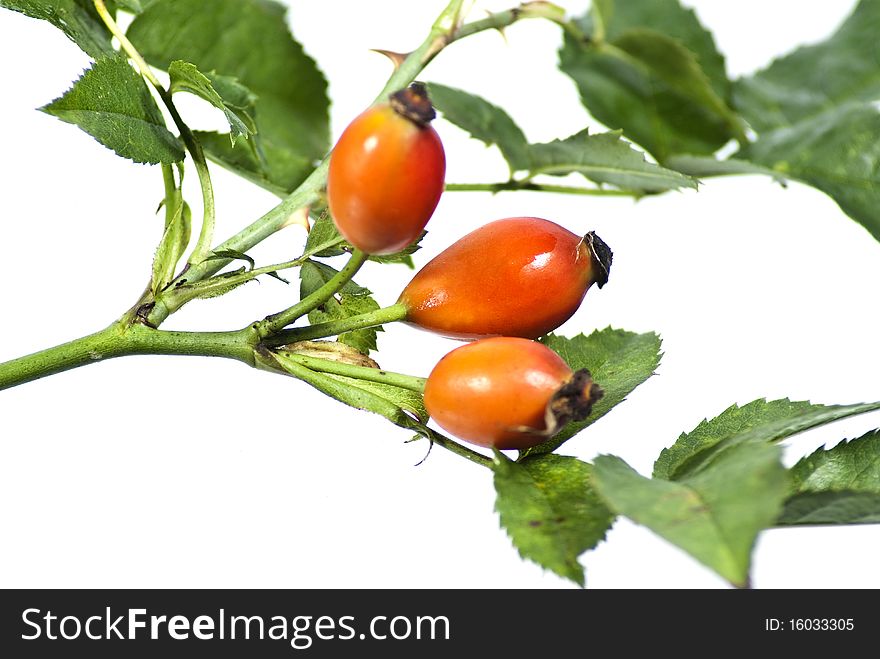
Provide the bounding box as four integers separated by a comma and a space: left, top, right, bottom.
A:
736, 104, 880, 242
128, 0, 329, 194
300, 261, 381, 354
427, 82, 530, 173
528, 130, 697, 192
272, 352, 414, 428
323, 374, 428, 424
561, 0, 739, 161
731, 1, 880, 241
600, 0, 733, 103
40, 55, 185, 164
777, 430, 880, 526
733, 0, 880, 133
0, 0, 115, 58
593, 445, 788, 587
151, 190, 191, 294
665, 154, 787, 184
790, 430, 880, 493
777, 492, 880, 526
168, 61, 257, 145
494, 453, 614, 586
521, 328, 662, 458
306, 215, 424, 267
653, 399, 880, 481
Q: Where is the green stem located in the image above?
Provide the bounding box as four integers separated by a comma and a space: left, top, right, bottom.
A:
93, 0, 161, 86
445, 181, 642, 197
266, 303, 409, 347
144, 0, 541, 328
277, 352, 426, 393
259, 249, 369, 336
417, 427, 494, 468
0, 323, 256, 391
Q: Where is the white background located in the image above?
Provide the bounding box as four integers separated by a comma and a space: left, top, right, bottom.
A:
1, 0, 879, 589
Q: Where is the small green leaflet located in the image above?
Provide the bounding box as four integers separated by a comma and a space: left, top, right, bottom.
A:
168, 61, 257, 146
0, 0, 115, 58
151, 187, 191, 294
653, 399, 880, 481
494, 453, 614, 586
561, 0, 740, 161
521, 329, 661, 458
428, 82, 530, 173
593, 444, 788, 588
41, 55, 185, 165
299, 261, 381, 354
777, 430, 880, 526
128, 0, 329, 194
528, 130, 697, 192
305, 215, 424, 268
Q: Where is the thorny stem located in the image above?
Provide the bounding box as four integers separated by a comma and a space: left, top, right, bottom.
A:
93, 0, 160, 86
445, 181, 643, 197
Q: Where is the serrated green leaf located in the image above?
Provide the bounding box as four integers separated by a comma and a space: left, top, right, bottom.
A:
777, 492, 880, 526
300, 261, 380, 354
0, 0, 115, 58
528, 130, 697, 192
733, 0, 880, 133
305, 215, 424, 267
521, 328, 661, 458
40, 55, 185, 164
736, 104, 880, 242
777, 430, 880, 526
593, 445, 788, 587
168, 60, 257, 145
115, 0, 149, 13
304, 215, 348, 258
128, 0, 329, 194
494, 453, 614, 586
562, 0, 738, 160
428, 82, 530, 173
653, 399, 880, 481
790, 430, 880, 493
151, 191, 190, 294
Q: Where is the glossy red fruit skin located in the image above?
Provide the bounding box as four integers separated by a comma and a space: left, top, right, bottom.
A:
424, 337, 573, 450
398, 217, 607, 340
327, 104, 445, 255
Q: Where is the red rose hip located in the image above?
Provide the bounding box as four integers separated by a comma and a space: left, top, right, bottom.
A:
424, 337, 603, 450
327, 83, 446, 255
398, 217, 611, 339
